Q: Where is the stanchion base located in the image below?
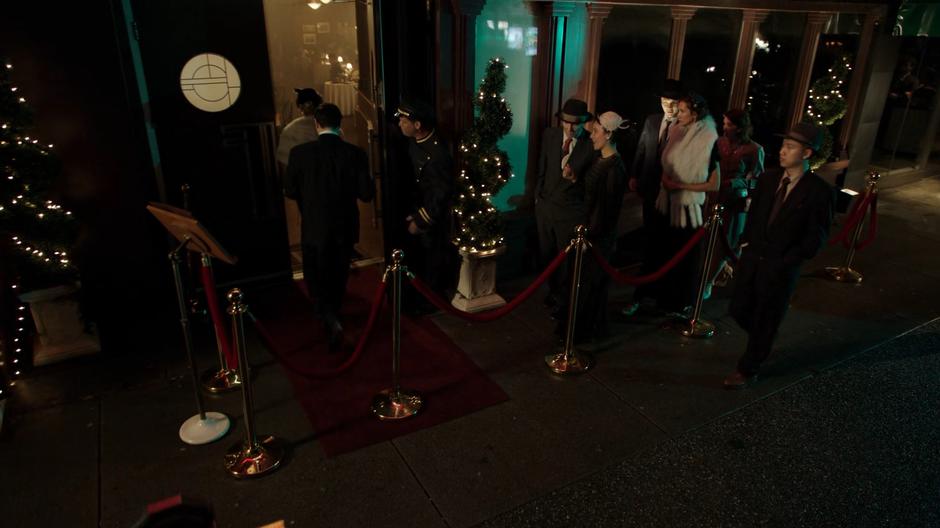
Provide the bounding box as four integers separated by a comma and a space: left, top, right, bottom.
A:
677, 318, 716, 338
544, 351, 593, 375
179, 412, 230, 445
371, 389, 423, 420
224, 435, 284, 478
825, 266, 863, 284
201, 368, 241, 393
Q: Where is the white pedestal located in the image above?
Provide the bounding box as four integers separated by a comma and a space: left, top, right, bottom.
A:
179, 412, 231, 445
451, 247, 506, 313
19, 284, 100, 366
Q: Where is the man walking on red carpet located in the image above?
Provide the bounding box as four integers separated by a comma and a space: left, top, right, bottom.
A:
284, 103, 374, 348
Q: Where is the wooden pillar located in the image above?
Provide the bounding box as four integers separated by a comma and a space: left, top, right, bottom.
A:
576, 3, 613, 111
838, 13, 879, 151
667, 7, 697, 80
788, 12, 832, 129
522, 0, 557, 205
452, 0, 487, 134
728, 9, 769, 110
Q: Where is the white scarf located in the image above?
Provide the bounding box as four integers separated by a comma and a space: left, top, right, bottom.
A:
656, 115, 718, 228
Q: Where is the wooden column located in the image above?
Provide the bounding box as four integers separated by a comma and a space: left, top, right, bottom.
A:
667, 7, 697, 80
838, 13, 879, 151
728, 9, 769, 110
787, 12, 832, 129
576, 3, 613, 111
522, 0, 557, 206
452, 0, 487, 134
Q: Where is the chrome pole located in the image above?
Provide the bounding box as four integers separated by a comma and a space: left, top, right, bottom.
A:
223, 289, 284, 478
372, 250, 423, 419
545, 225, 593, 374
679, 204, 722, 338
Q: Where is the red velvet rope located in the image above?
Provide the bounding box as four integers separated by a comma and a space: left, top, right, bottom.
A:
593, 227, 707, 285
408, 247, 570, 322
854, 193, 878, 251
249, 279, 387, 379
829, 191, 872, 246
199, 263, 238, 369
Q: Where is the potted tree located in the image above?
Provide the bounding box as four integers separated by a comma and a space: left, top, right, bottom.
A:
0, 60, 97, 370
451, 57, 514, 312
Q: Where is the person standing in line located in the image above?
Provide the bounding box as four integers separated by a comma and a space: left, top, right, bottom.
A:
724, 123, 833, 389
567, 111, 629, 344
651, 93, 721, 316
623, 79, 684, 316
535, 98, 597, 319
284, 103, 374, 348
703, 108, 765, 299
276, 88, 323, 170
395, 100, 458, 303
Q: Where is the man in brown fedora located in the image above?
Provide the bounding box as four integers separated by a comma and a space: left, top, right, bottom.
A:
535, 97, 596, 316
724, 122, 834, 389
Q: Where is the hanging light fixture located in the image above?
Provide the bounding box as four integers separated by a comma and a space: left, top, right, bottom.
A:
321, 0, 332, 4
307, 1, 321, 9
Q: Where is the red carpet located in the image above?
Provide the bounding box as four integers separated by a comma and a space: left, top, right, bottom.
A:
248, 265, 509, 457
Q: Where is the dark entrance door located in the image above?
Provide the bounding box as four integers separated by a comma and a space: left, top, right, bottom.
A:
130, 0, 288, 283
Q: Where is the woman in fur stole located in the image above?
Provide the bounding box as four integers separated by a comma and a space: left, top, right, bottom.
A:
646, 93, 721, 315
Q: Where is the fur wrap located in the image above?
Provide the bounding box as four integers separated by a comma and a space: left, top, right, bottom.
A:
655, 115, 718, 228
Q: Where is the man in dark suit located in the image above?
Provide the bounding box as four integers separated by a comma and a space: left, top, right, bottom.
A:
396, 100, 457, 301
725, 122, 834, 388
284, 103, 374, 347
623, 79, 683, 316
535, 98, 596, 313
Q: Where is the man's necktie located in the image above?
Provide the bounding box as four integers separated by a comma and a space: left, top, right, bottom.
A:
767, 177, 791, 225
562, 137, 572, 159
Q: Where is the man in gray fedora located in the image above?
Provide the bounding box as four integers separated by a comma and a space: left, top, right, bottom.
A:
535, 98, 597, 316
725, 122, 834, 389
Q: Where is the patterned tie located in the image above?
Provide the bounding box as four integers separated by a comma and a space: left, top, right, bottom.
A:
562, 136, 572, 159
768, 176, 791, 225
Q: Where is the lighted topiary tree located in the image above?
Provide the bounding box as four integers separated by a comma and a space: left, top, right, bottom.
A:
804, 55, 852, 169
451, 57, 514, 312
453, 57, 513, 253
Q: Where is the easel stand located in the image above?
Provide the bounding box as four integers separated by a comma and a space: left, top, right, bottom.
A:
170, 240, 230, 445
148, 202, 239, 445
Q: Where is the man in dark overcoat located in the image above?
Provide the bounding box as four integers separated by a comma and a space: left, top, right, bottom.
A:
623, 78, 683, 316
535, 98, 596, 315
284, 103, 374, 347
725, 122, 834, 388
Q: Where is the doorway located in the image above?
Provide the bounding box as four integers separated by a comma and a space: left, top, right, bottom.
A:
263, 0, 385, 277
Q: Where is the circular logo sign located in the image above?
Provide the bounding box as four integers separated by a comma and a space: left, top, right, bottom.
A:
179, 53, 241, 112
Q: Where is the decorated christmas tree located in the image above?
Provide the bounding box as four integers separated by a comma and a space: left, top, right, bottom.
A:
804, 55, 852, 168
0, 60, 78, 389
453, 57, 513, 253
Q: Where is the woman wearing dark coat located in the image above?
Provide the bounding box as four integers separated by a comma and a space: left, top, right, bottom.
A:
562, 111, 628, 344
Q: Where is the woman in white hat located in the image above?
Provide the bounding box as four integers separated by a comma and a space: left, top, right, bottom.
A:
561, 111, 629, 344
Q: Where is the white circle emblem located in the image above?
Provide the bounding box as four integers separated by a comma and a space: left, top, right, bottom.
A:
179, 53, 241, 112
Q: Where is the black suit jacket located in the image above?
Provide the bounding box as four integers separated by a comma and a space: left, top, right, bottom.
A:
535, 126, 596, 219
284, 133, 374, 246
631, 113, 668, 202
730, 167, 833, 329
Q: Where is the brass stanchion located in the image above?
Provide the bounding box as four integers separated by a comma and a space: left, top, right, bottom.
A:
826, 171, 880, 284
677, 204, 723, 338
200, 254, 241, 393
170, 237, 230, 445
545, 225, 593, 374
223, 289, 284, 478
371, 250, 423, 420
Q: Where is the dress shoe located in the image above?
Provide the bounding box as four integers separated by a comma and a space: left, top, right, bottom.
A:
723, 370, 758, 390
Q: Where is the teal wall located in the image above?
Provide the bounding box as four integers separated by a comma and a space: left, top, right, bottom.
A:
474, 1, 535, 211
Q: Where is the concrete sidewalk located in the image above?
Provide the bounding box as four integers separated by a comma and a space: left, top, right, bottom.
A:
1, 176, 938, 528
